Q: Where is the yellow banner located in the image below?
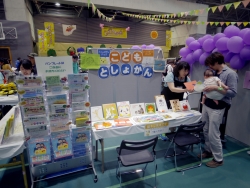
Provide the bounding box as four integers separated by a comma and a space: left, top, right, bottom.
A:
102, 27, 127, 38
38, 30, 47, 54
44, 22, 55, 48
166, 30, 172, 51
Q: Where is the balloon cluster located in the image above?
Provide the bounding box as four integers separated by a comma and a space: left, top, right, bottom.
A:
179, 25, 250, 69
131, 44, 161, 50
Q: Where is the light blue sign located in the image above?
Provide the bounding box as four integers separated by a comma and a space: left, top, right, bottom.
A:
143, 67, 153, 78
98, 49, 110, 57
98, 66, 109, 79
133, 65, 143, 76
110, 64, 120, 76
121, 64, 131, 75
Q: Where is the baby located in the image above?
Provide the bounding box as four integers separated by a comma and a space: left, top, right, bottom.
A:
201, 69, 229, 105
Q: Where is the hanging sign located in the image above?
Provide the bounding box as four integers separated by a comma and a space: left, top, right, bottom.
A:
98, 49, 111, 65
142, 50, 154, 67
44, 22, 55, 48
144, 121, 169, 136
38, 30, 47, 54
102, 27, 127, 38
166, 30, 172, 50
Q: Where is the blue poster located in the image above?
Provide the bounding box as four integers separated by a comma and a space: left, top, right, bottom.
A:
98, 49, 110, 65
121, 64, 131, 75
143, 67, 153, 78
98, 66, 109, 79
110, 64, 120, 76
133, 65, 143, 76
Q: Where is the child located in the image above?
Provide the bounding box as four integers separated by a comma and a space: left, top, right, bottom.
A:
201, 69, 228, 105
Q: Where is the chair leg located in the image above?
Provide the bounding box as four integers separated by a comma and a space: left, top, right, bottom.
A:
174, 143, 179, 172
116, 160, 119, 176
142, 163, 148, 177
118, 161, 122, 188
154, 156, 157, 188
164, 139, 173, 157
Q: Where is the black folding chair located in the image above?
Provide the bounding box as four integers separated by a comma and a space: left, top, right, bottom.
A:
116, 136, 158, 188
164, 121, 206, 172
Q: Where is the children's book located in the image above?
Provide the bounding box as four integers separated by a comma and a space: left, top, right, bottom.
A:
116, 101, 131, 118
26, 125, 49, 138
130, 103, 145, 116
170, 99, 181, 112
50, 122, 71, 132
145, 103, 156, 114
69, 83, 90, 93
90, 106, 104, 122
72, 101, 90, 111
184, 80, 197, 90
16, 76, 43, 87
28, 137, 51, 164
102, 103, 118, 120
47, 94, 67, 106
155, 95, 168, 113
49, 113, 69, 123
23, 116, 48, 127
71, 91, 88, 102
18, 87, 43, 98
71, 128, 90, 144
114, 118, 132, 126
180, 100, 191, 111
72, 110, 90, 127
45, 75, 60, 86
22, 105, 46, 117
51, 104, 69, 114
20, 96, 44, 107
68, 73, 88, 83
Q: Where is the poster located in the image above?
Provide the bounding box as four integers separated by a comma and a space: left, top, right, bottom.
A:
98, 49, 110, 65
80, 53, 101, 70
166, 30, 172, 50
35, 56, 73, 79
62, 24, 76, 36
142, 50, 154, 67
38, 30, 47, 54
101, 27, 127, 38
144, 121, 169, 136
44, 22, 55, 48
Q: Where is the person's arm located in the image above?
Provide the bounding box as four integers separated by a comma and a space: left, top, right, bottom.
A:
167, 65, 173, 73
167, 82, 187, 93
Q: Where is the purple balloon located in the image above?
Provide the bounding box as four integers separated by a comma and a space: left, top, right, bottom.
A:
199, 52, 210, 65
239, 28, 249, 39
186, 53, 195, 64
141, 44, 147, 49
131, 45, 141, 49
180, 57, 187, 62
216, 37, 229, 51
221, 50, 229, 58
240, 46, 250, 60
227, 36, 244, 53
179, 47, 192, 58
186, 37, 195, 46
212, 48, 219, 53
230, 54, 245, 69
203, 39, 215, 52
213, 33, 226, 44
198, 37, 203, 44
193, 49, 203, 61
224, 25, 240, 38
189, 40, 201, 51
243, 30, 250, 45
224, 52, 235, 62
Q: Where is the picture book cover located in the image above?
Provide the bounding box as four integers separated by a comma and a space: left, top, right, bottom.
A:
93, 121, 113, 129
132, 114, 163, 124
26, 125, 49, 138
28, 137, 51, 164
180, 100, 191, 111
155, 95, 168, 113
16, 76, 43, 87
90, 106, 104, 122
23, 116, 48, 127
51, 104, 69, 114
116, 101, 131, 118
72, 110, 90, 127
71, 128, 90, 144
50, 122, 71, 132
72, 101, 91, 111
145, 103, 156, 114
68, 73, 88, 83
22, 105, 46, 117
184, 80, 197, 91
49, 113, 69, 123
170, 99, 181, 112
45, 75, 60, 86
130, 103, 145, 116
47, 94, 67, 106
71, 91, 88, 102
114, 118, 132, 126
20, 96, 44, 107
69, 83, 90, 93
102, 103, 118, 120
18, 87, 43, 98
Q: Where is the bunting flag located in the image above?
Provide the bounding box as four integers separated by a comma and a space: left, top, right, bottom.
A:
88, 0, 90, 9
206, 22, 209, 25
195, 10, 200, 15
225, 3, 233, 11
218, 5, 224, 12
243, 22, 249, 26
242, 0, 250, 8
210, 22, 215, 26
233, 2, 241, 9
201, 21, 205, 25
237, 22, 242, 26
220, 22, 225, 26
181, 12, 185, 17
196, 21, 200, 25
206, 7, 211, 12
211, 6, 217, 13
184, 12, 189, 16
231, 22, 236, 25
199, 9, 204, 14
215, 22, 219, 26
225, 22, 231, 26
91, 3, 96, 14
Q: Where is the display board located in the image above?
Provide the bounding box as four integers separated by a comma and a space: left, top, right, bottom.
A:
88, 48, 163, 106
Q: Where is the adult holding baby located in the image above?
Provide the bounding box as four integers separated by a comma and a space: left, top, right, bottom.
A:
200, 52, 238, 168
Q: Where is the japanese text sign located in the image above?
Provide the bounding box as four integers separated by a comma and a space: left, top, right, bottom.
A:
144, 121, 169, 136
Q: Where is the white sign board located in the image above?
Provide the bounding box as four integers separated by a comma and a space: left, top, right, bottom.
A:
35, 56, 73, 79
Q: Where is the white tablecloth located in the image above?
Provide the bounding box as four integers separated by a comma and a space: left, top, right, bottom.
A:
0, 106, 25, 160
92, 111, 202, 140
0, 95, 19, 106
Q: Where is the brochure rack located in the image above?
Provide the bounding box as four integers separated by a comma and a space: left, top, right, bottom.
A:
16, 74, 97, 188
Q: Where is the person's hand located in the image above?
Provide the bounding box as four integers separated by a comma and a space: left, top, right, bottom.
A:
187, 88, 194, 93
203, 85, 217, 92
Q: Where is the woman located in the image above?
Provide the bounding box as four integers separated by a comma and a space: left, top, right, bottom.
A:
19, 59, 34, 76
2, 58, 14, 72
161, 61, 192, 108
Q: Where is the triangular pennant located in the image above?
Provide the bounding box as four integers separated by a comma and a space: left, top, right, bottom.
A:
200, 9, 204, 14
218, 5, 224, 12
233, 2, 241, 9
173, 13, 176, 17
242, 0, 250, 8
181, 12, 185, 17
167, 14, 170, 18
188, 21, 192, 24
206, 22, 209, 25
210, 22, 214, 26
237, 22, 242, 26
201, 21, 205, 25
211, 6, 217, 13
195, 10, 200, 15
215, 22, 219, 26
192, 21, 196, 25
184, 21, 188, 24
170, 20, 173, 23
225, 3, 232, 11
196, 21, 200, 25
173, 20, 177, 23
225, 22, 231, 26
189, 10, 194, 15
88, 0, 90, 9
231, 22, 236, 25
243, 22, 249, 26
220, 22, 225, 26
185, 12, 189, 16
206, 7, 210, 12
181, 21, 184, 24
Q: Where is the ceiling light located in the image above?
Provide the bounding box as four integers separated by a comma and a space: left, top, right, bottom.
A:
55, 3, 60, 6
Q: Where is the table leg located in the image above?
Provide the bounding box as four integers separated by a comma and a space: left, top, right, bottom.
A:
20, 153, 28, 188
95, 140, 98, 161
99, 139, 105, 173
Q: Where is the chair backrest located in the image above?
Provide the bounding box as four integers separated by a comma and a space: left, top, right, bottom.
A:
174, 121, 206, 139
119, 136, 158, 155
